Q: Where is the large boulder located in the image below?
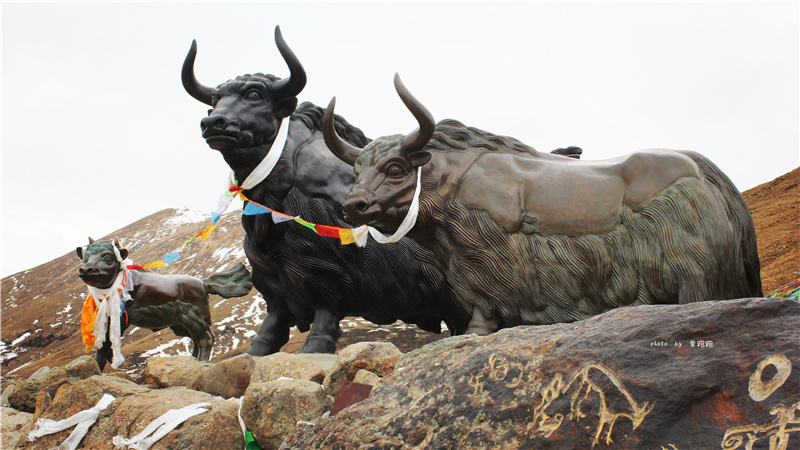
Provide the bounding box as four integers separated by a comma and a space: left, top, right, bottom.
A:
21, 376, 242, 449
142, 355, 206, 389
283, 298, 800, 449
8, 367, 72, 413
242, 378, 332, 450
194, 354, 256, 398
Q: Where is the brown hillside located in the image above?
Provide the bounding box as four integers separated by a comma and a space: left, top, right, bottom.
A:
741, 166, 799, 292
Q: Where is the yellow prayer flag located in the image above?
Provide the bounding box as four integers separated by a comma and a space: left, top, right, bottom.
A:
144, 261, 167, 269
200, 223, 218, 240
339, 228, 355, 245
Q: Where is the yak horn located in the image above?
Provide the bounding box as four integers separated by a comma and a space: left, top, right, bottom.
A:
182, 39, 215, 106
394, 73, 435, 153
270, 26, 307, 101
88, 237, 96, 244
323, 97, 362, 166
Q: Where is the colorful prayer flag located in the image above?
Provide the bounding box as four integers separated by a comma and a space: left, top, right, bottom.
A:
243, 202, 271, 216
316, 225, 342, 238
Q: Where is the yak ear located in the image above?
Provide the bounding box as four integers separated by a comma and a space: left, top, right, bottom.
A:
275, 96, 298, 119
76, 247, 84, 260
114, 238, 129, 261
409, 150, 432, 168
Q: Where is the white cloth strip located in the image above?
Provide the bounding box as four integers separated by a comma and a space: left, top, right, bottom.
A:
26, 394, 115, 450
355, 167, 422, 247
86, 270, 128, 369
230, 119, 290, 190
112, 402, 211, 450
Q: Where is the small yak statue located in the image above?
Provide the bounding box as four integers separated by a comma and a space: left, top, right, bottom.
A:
76, 238, 252, 370
323, 74, 763, 335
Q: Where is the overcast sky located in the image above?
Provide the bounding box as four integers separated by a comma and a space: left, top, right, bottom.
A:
2, 2, 798, 277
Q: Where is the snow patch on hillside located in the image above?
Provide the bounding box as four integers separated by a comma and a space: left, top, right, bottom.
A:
165, 207, 211, 227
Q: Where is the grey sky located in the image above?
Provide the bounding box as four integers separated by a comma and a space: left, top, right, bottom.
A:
2, 2, 798, 277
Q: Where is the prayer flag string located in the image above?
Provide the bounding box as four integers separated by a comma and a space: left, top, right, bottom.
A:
130, 180, 368, 270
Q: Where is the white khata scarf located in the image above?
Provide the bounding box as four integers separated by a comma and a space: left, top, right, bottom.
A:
83, 243, 132, 369
352, 167, 423, 247
230, 118, 290, 189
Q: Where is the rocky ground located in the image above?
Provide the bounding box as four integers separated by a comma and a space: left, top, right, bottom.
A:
3, 297, 797, 449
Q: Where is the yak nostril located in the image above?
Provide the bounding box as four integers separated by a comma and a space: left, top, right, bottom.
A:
201, 116, 229, 131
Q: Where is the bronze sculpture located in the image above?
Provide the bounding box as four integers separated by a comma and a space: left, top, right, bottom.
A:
324, 74, 763, 335
182, 27, 470, 355
77, 238, 252, 370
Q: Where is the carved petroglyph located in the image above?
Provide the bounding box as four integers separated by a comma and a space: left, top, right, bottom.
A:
528, 362, 654, 447
749, 354, 792, 402
473, 353, 654, 447
722, 354, 799, 450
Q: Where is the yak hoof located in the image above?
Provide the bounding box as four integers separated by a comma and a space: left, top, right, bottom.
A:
299, 335, 337, 354
465, 308, 499, 335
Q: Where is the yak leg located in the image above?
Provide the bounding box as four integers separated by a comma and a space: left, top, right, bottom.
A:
300, 309, 340, 354
94, 340, 111, 372
465, 307, 500, 335
247, 306, 292, 356
93, 316, 130, 372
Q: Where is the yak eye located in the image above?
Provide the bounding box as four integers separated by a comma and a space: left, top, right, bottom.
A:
386, 164, 405, 178
245, 89, 262, 100
103, 255, 115, 264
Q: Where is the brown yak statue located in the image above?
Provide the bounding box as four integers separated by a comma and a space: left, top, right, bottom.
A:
323, 74, 762, 335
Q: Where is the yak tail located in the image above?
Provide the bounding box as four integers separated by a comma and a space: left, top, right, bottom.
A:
692, 152, 763, 297
203, 263, 253, 298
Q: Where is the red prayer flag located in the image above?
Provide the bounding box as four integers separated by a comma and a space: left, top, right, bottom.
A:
316, 225, 342, 238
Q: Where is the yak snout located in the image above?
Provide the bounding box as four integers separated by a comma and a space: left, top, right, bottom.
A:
343, 195, 382, 224
78, 264, 99, 277
200, 114, 242, 150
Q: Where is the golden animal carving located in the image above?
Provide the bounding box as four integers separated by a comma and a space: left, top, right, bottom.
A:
722, 354, 799, 450
479, 353, 654, 447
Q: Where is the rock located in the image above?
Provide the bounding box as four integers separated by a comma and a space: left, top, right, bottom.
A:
352, 369, 381, 386
22, 377, 242, 450
194, 354, 255, 398
283, 298, 800, 449
2, 406, 34, 449
395, 334, 479, 370
296, 354, 338, 372
242, 378, 332, 450
65, 355, 101, 379
323, 342, 401, 396
252, 352, 326, 385
142, 355, 207, 389
28, 367, 51, 381
376, 355, 400, 377
1, 383, 16, 407
33, 390, 51, 421
345, 360, 373, 382
8, 367, 71, 413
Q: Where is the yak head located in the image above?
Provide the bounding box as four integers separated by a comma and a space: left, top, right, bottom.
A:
182, 26, 306, 153
76, 238, 128, 289
323, 74, 435, 232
